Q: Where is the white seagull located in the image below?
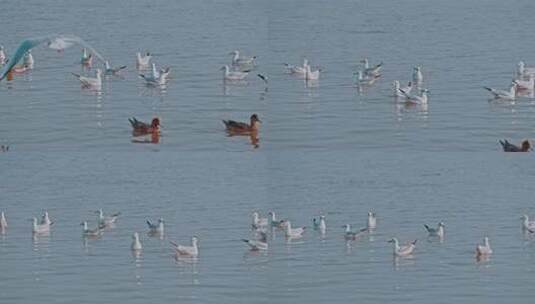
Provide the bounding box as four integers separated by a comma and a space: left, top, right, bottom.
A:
476, 237, 492, 257
305, 64, 320, 81
413, 66, 423, 84
355, 71, 379, 85
367, 212, 377, 230
521, 215, 535, 231
268, 211, 284, 228
221, 65, 248, 81
131, 232, 143, 251
0, 46, 7, 65
424, 222, 445, 238
23, 50, 34, 69
80, 221, 102, 237
147, 218, 165, 234
284, 58, 308, 75
0, 211, 7, 231
230, 50, 256, 66
393, 81, 412, 97
484, 82, 516, 100
139, 63, 169, 85
252, 212, 268, 229
282, 220, 306, 238
136, 52, 152, 69
31, 217, 52, 234
170, 236, 199, 257
361, 58, 383, 77
388, 238, 417, 257
514, 75, 534, 90
104, 60, 126, 75
95, 209, 120, 228
343, 224, 367, 240
517, 61, 535, 77
313, 215, 327, 234
72, 69, 102, 89
242, 231, 268, 251
41, 211, 52, 225
399, 88, 429, 105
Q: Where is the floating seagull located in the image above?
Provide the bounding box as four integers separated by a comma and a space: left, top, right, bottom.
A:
104, 60, 126, 75
367, 212, 377, 229
388, 238, 417, 257
0, 211, 7, 231
223, 114, 261, 135
476, 237, 492, 257
170, 236, 199, 257
305, 64, 320, 81
139, 63, 169, 85
412, 66, 423, 84
136, 52, 152, 69
0, 46, 6, 65
81, 48, 92, 66
251, 212, 268, 229
31, 217, 52, 234
399, 88, 429, 105
80, 221, 102, 237
23, 50, 34, 69
484, 82, 516, 100
499, 139, 531, 152
41, 211, 52, 226
517, 61, 535, 77
95, 209, 120, 228
72, 69, 102, 89
131, 232, 143, 251
521, 215, 535, 231
284, 58, 308, 75
147, 218, 165, 234
393, 81, 412, 97
514, 75, 534, 90
242, 231, 268, 251
424, 222, 445, 238
221, 65, 248, 81
129, 117, 161, 136
0, 34, 105, 81
313, 215, 327, 234
343, 224, 367, 240
281, 220, 306, 238
355, 71, 379, 85
230, 50, 256, 66
360, 58, 382, 77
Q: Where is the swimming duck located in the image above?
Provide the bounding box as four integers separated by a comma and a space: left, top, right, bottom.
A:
147, 218, 165, 235
128, 117, 161, 136
367, 212, 377, 230
72, 69, 102, 89
136, 52, 152, 69
476, 237, 492, 257
131, 232, 143, 251
95, 209, 120, 228
242, 231, 268, 251
424, 222, 445, 238
223, 114, 261, 135
81, 48, 93, 66
388, 238, 417, 257
80, 221, 102, 237
499, 139, 531, 152
281, 220, 306, 238
343, 224, 367, 240
170, 236, 199, 257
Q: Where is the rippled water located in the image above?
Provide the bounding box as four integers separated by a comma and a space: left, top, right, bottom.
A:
2, 0, 535, 303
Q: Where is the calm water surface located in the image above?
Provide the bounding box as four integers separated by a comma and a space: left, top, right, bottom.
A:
1, 0, 535, 303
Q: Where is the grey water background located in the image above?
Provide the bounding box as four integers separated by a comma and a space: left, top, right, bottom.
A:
1, 0, 535, 303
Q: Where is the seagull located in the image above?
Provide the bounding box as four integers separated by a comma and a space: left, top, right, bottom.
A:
514, 75, 534, 90
284, 58, 308, 75
393, 81, 412, 97
0, 46, 6, 65
139, 63, 169, 85
221, 65, 248, 81
281, 220, 306, 238
388, 238, 417, 257
0, 34, 106, 81
360, 58, 383, 77
136, 52, 151, 69
0, 211, 7, 231
131, 232, 143, 251
499, 139, 531, 152
104, 60, 126, 75
521, 215, 535, 231
313, 215, 327, 234
31, 217, 52, 234
41, 211, 52, 225
305, 64, 320, 81
267, 211, 284, 228
72, 69, 102, 89
412, 66, 423, 84
355, 71, 379, 85
80, 221, 102, 237
81, 48, 92, 66
170, 236, 199, 257
252, 212, 268, 229
484, 82, 516, 100
517, 61, 535, 77
230, 50, 256, 66
147, 218, 165, 234
367, 212, 377, 229
343, 224, 367, 240
95, 209, 120, 228
23, 50, 34, 69
399, 88, 429, 105
476, 237, 492, 257
242, 231, 268, 251
424, 222, 445, 238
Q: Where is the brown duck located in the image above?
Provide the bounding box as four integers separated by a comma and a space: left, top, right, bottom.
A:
129, 117, 160, 136
223, 114, 261, 135
499, 139, 531, 152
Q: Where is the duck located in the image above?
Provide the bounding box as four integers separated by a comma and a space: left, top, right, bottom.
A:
499, 139, 531, 152
0, 211, 7, 231
475, 237, 492, 257
399, 88, 429, 105
131, 232, 143, 251
484, 82, 517, 101
521, 215, 535, 231
81, 48, 93, 66
251, 212, 268, 229
41, 211, 52, 226
393, 81, 412, 97
388, 238, 417, 257
0, 46, 6, 65
223, 114, 261, 135
80, 221, 102, 237
343, 224, 367, 241
230, 50, 256, 66
313, 215, 327, 234
170, 236, 199, 257
281, 220, 306, 238
72, 69, 102, 89
360, 58, 383, 77
95, 209, 120, 228
136, 52, 152, 69
424, 222, 445, 238
305, 64, 320, 81
412, 66, 423, 84
31, 217, 53, 234
128, 117, 161, 137
242, 231, 268, 251
221, 65, 248, 81
284, 58, 308, 75
104, 60, 127, 75
367, 211, 377, 229
147, 218, 165, 235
